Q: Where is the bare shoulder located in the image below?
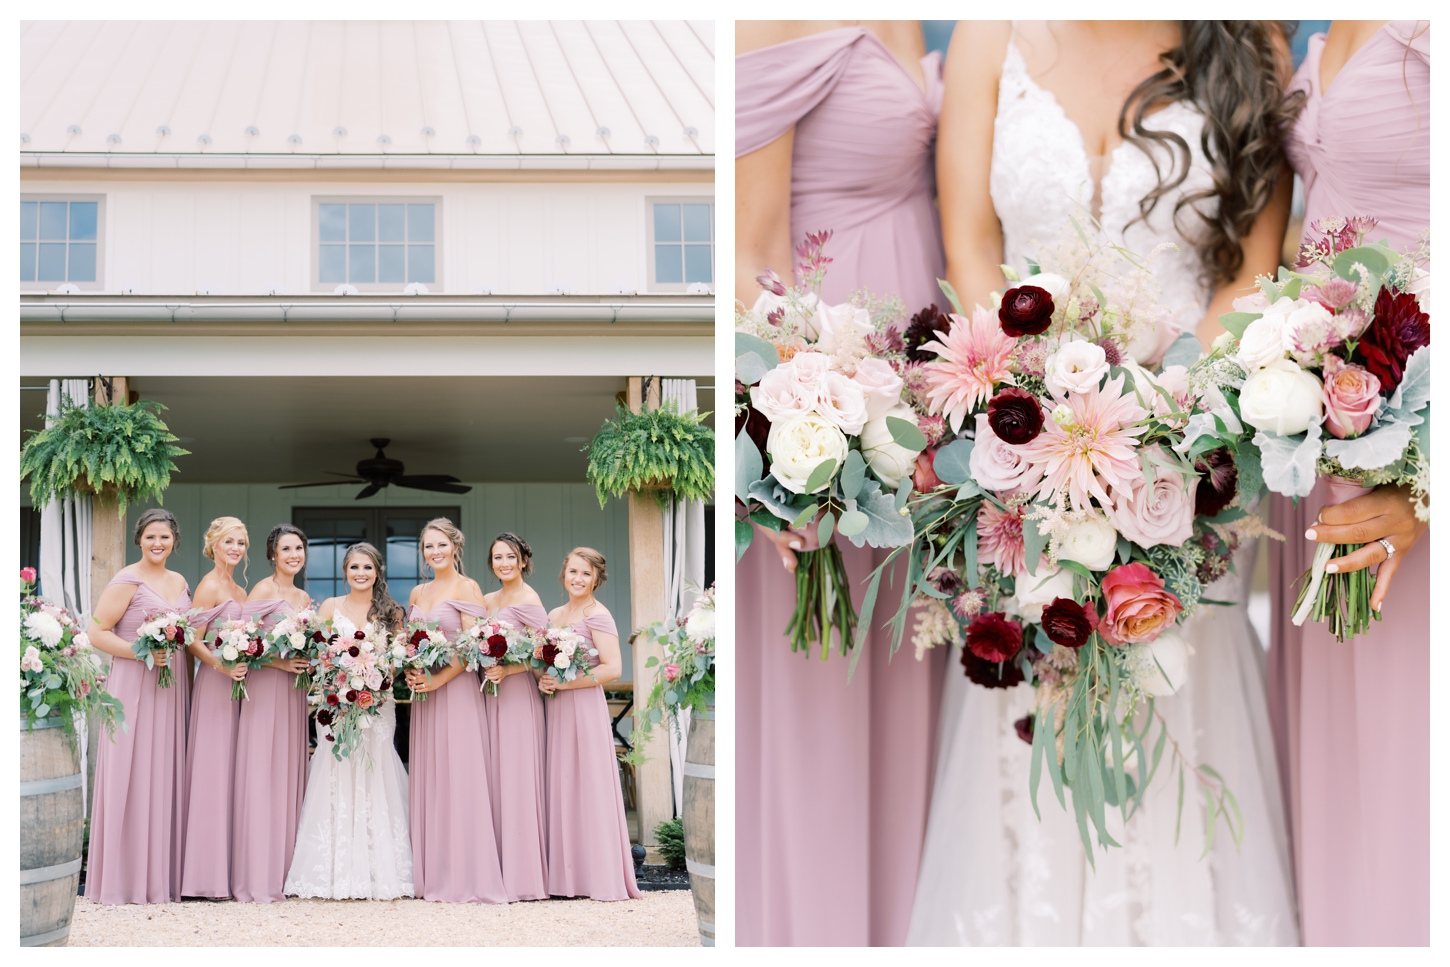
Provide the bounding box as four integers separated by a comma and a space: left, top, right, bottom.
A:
737, 20, 844, 56
480, 588, 501, 609
547, 604, 567, 624
246, 577, 276, 600
407, 584, 422, 605
318, 596, 339, 619
462, 578, 486, 603
519, 583, 544, 608
947, 20, 1012, 77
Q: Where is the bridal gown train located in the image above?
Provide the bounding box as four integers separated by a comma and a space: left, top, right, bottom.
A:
906, 38, 1298, 946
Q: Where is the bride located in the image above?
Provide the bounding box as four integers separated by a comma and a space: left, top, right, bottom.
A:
284, 541, 414, 900
908, 21, 1300, 945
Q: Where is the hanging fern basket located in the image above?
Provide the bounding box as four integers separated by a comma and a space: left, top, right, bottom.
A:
585, 401, 714, 508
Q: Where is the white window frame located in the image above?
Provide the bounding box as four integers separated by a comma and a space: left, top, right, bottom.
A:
20, 193, 106, 291
310, 195, 444, 293
646, 196, 714, 293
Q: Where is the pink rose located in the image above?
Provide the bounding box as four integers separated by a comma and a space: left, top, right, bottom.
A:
664, 663, 681, 683
20, 567, 37, 584
1322, 355, 1382, 440
967, 414, 1033, 493
1107, 445, 1198, 547
817, 371, 869, 435
851, 357, 905, 421
786, 351, 831, 389
164, 624, 177, 641
1099, 563, 1183, 645
749, 365, 817, 424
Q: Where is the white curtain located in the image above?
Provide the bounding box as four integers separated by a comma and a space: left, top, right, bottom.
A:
660, 378, 707, 816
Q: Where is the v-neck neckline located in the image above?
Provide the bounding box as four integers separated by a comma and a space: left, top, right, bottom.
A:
134, 575, 189, 609
1318, 23, 1390, 99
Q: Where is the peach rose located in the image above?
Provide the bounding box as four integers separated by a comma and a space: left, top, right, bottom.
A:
357, 690, 375, 708
1098, 562, 1183, 645
1321, 355, 1382, 440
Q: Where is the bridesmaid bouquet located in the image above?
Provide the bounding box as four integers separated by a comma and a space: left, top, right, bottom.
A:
456, 618, 531, 695
262, 607, 324, 691
389, 620, 454, 702
1196, 218, 1430, 640
132, 609, 198, 688
532, 626, 598, 695
20, 569, 123, 734
212, 618, 267, 700
632, 583, 716, 755
314, 622, 397, 760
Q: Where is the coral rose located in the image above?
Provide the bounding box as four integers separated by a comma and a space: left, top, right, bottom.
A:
998, 285, 1055, 337
912, 447, 945, 492
965, 612, 1023, 663
1098, 563, 1183, 645
357, 690, 375, 708
1040, 597, 1099, 648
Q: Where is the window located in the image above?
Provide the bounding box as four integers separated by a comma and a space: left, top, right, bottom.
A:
647, 197, 713, 292
20, 196, 103, 289
292, 506, 460, 603
312, 197, 441, 291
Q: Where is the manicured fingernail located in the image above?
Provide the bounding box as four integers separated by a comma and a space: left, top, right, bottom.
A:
789, 541, 802, 550
1305, 529, 1317, 540
1326, 563, 1339, 573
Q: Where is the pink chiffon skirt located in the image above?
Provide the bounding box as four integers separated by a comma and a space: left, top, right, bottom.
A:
230, 666, 309, 903
178, 663, 241, 897
483, 670, 550, 901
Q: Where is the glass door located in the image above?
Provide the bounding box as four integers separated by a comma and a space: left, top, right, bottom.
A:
292, 506, 461, 604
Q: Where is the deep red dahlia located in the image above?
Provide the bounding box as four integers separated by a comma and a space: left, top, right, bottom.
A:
316, 709, 333, 726
998, 285, 1055, 337
1357, 288, 1429, 394
486, 634, 509, 659
965, 612, 1023, 663
540, 643, 561, 666
410, 629, 429, 646
904, 304, 953, 362
1040, 597, 1098, 649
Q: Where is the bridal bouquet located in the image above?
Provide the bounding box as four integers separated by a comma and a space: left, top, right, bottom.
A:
1195, 217, 1430, 640
390, 621, 455, 702
314, 622, 397, 760
735, 231, 924, 656
133, 609, 198, 688
20, 568, 123, 734
212, 618, 267, 700
533, 626, 598, 694
263, 607, 324, 691
456, 617, 531, 695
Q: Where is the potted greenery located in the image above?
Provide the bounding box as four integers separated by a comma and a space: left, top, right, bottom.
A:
585, 400, 714, 508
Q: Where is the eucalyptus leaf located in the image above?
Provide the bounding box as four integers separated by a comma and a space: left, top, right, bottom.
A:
734, 332, 780, 369
886, 416, 929, 452
937, 278, 965, 316
1277, 277, 1303, 301
954, 480, 983, 501
735, 428, 763, 504
1332, 245, 1392, 281
802, 457, 838, 495
748, 508, 782, 532
932, 438, 975, 485
35, 703, 50, 718
836, 509, 869, 537
1022, 505, 1048, 576
839, 449, 866, 499
791, 503, 820, 529
817, 510, 836, 547
1217, 311, 1260, 340
896, 479, 912, 511
736, 352, 770, 386
645, 656, 659, 668
963, 514, 979, 590
1160, 332, 1204, 369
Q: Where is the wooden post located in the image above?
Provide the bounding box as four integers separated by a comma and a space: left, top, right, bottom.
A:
627, 375, 673, 864
86, 377, 127, 821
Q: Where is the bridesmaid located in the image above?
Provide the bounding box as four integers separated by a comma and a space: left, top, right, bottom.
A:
231, 524, 312, 902
178, 517, 251, 899
481, 532, 550, 902
539, 549, 640, 901
1268, 20, 1430, 946
85, 508, 193, 904
402, 518, 508, 903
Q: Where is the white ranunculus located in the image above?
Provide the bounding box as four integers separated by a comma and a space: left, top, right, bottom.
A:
1010, 567, 1075, 624
859, 404, 924, 490
812, 302, 873, 353
1234, 296, 1299, 370
852, 356, 905, 421
24, 611, 64, 648
221, 644, 239, 662
1057, 514, 1119, 571
767, 413, 850, 494
1239, 359, 1324, 436
1135, 627, 1189, 696
968, 414, 1032, 492
1044, 339, 1110, 397
1024, 271, 1070, 302
817, 371, 870, 435
22, 645, 44, 673
749, 365, 818, 424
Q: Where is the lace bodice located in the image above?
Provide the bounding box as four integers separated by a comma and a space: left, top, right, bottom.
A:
990, 41, 1218, 338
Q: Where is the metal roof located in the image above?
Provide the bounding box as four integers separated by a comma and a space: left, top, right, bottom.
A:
20, 20, 714, 165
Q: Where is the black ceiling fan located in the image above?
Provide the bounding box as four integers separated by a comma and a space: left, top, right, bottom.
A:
279, 438, 471, 500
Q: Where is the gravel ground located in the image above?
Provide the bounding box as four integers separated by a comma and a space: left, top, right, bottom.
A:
69, 892, 700, 946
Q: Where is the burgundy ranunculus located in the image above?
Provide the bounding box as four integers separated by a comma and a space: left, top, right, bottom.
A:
1357, 288, 1430, 394
326, 694, 340, 706
312, 631, 325, 642
316, 709, 333, 726
987, 386, 1045, 444
410, 629, 429, 646
486, 634, 509, 659
348, 645, 360, 657
345, 689, 358, 702
1040, 597, 1098, 649
539, 643, 561, 666
960, 644, 1026, 689
1193, 447, 1238, 518
904, 304, 953, 362
1013, 714, 1035, 746
966, 612, 1023, 663
353, 630, 366, 640
998, 285, 1056, 337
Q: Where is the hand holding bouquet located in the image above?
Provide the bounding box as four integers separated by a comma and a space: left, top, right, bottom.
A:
212, 618, 267, 700
133, 609, 197, 687
314, 622, 397, 760
533, 626, 597, 696
456, 617, 530, 695
390, 621, 454, 701
262, 607, 324, 690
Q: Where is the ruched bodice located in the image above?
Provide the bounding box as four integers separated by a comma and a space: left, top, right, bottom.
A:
494, 602, 548, 632
571, 611, 618, 670
108, 571, 192, 641
408, 599, 486, 638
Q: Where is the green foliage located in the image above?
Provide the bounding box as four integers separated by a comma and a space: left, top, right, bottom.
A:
20, 399, 189, 515
653, 816, 687, 871
585, 401, 715, 507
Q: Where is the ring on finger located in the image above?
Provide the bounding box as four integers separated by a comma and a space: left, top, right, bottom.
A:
1378, 537, 1395, 560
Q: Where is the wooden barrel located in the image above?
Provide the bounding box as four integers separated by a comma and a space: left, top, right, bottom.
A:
681, 696, 715, 946
21, 716, 85, 947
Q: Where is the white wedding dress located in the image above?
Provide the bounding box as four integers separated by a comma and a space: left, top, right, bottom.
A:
906, 37, 1298, 946
284, 612, 414, 900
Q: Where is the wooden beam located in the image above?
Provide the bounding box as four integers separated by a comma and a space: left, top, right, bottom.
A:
86, 376, 127, 822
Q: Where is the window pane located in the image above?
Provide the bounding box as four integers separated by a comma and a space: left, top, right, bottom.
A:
37, 243, 67, 281
20, 243, 36, 281
69, 202, 98, 241
319, 244, 346, 283
68, 243, 96, 282
378, 244, 405, 283
348, 204, 375, 242
20, 202, 38, 240
683, 203, 712, 242
655, 244, 682, 284
408, 204, 434, 243
349, 244, 375, 283
653, 203, 681, 243
39, 202, 69, 240
378, 204, 405, 242
684, 244, 713, 285
408, 244, 434, 284
319, 204, 347, 242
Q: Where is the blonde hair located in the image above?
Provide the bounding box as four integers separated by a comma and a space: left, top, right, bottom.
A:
419, 517, 466, 577
559, 547, 607, 593
203, 516, 249, 583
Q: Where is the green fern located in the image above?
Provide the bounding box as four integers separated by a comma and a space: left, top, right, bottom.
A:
585, 401, 715, 508
20, 399, 189, 516
653, 815, 688, 871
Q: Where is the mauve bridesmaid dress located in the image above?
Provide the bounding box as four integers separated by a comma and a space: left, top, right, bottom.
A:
406, 600, 509, 903
177, 598, 244, 897
85, 572, 193, 904
230, 599, 309, 903
1268, 22, 1430, 946
543, 611, 641, 900
483, 602, 551, 901
736, 27, 949, 946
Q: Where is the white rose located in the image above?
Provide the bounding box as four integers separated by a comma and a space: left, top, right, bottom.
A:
1010, 567, 1075, 624
554, 652, 570, 670
1407, 268, 1431, 315
1135, 628, 1189, 696
1057, 514, 1119, 571
289, 631, 305, 648
349, 675, 365, 691
968, 414, 1032, 493
1023, 271, 1070, 302
1044, 339, 1110, 397
391, 644, 406, 660
859, 404, 924, 490
816, 371, 870, 435
24, 612, 64, 648
767, 413, 850, 494
1240, 359, 1324, 436
221, 644, 239, 661
1234, 297, 1298, 370
812, 302, 873, 353
852, 357, 905, 422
